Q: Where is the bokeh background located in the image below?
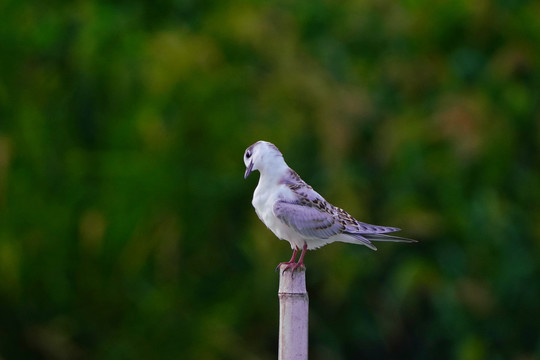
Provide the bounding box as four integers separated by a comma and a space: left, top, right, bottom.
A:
1, 0, 540, 359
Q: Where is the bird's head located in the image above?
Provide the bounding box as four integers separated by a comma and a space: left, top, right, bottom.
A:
243, 141, 284, 179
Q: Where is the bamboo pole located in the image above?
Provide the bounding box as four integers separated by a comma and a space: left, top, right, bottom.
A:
278, 265, 308, 360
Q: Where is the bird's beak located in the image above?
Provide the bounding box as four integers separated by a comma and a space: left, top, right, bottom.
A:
244, 161, 254, 179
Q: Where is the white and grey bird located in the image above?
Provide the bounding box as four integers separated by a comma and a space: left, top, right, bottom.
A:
244, 140, 416, 271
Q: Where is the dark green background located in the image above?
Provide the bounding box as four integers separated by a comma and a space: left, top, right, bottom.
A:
1, 0, 539, 359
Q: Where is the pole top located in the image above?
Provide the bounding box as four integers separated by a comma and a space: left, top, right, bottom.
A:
278, 265, 307, 295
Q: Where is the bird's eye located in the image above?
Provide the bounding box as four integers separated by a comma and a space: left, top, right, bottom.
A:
246, 151, 252, 159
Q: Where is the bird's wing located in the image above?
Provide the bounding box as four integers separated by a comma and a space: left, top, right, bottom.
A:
343, 216, 401, 234
273, 199, 344, 239
276, 167, 402, 238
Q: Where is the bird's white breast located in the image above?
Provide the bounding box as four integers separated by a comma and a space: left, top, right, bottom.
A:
252, 178, 304, 249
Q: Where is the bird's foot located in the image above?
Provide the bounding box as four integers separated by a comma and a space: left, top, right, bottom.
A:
276, 244, 308, 273
275, 261, 295, 272
276, 261, 305, 273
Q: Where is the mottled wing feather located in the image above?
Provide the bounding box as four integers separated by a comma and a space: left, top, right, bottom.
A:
344, 221, 400, 235
273, 200, 344, 239
277, 168, 403, 239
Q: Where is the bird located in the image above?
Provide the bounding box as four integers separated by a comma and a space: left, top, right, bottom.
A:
243, 140, 416, 271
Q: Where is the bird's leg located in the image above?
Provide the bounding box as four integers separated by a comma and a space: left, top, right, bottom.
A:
290, 243, 308, 272
275, 247, 298, 272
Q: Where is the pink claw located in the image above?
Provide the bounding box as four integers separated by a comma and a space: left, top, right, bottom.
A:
276, 243, 308, 272
276, 247, 298, 272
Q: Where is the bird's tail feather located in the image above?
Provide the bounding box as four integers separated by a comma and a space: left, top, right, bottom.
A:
363, 233, 417, 243
342, 232, 417, 251
340, 233, 378, 250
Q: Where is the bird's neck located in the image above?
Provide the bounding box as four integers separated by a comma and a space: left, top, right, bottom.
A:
258, 156, 289, 186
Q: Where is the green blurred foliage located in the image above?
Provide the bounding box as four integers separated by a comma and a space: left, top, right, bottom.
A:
1, 0, 540, 359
